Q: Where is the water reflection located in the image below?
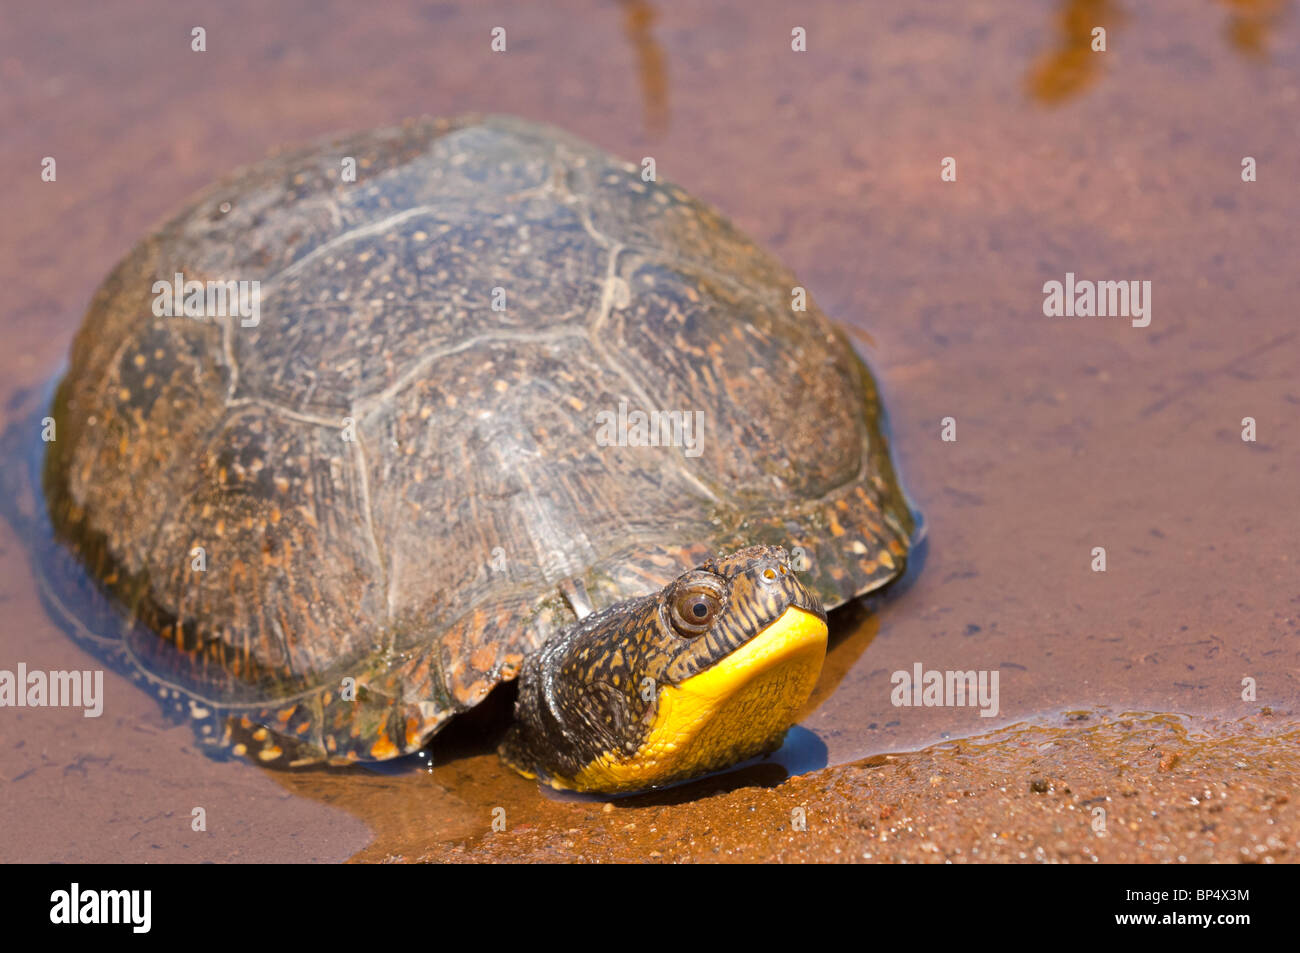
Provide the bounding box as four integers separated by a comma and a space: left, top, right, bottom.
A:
1028, 0, 1290, 104
1026, 0, 1127, 104
1219, 0, 1291, 58
621, 0, 670, 135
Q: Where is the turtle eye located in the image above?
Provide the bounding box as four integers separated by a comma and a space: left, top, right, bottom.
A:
670, 588, 722, 638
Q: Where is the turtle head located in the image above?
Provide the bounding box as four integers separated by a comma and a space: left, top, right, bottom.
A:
499, 545, 828, 793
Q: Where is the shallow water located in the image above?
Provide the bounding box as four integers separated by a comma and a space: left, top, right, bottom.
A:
0, 0, 1297, 862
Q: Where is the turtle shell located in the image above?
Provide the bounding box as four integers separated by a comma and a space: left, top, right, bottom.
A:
43, 115, 915, 765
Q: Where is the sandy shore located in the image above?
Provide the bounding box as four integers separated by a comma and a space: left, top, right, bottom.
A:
397, 711, 1298, 863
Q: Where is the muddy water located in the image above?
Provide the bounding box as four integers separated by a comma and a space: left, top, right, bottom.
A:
1, 1, 1297, 862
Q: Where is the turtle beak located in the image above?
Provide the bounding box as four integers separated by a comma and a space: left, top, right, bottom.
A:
578, 605, 827, 790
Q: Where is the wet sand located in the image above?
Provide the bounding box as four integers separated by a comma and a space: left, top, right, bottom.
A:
403, 711, 1300, 864
1, 0, 1297, 862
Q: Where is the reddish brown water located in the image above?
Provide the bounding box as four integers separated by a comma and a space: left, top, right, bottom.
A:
1, 0, 1296, 862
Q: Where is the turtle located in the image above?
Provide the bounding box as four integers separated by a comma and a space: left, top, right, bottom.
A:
24, 114, 918, 793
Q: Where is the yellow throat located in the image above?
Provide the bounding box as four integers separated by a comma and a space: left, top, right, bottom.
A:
565, 606, 829, 792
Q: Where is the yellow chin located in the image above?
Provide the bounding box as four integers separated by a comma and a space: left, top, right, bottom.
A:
563, 606, 828, 793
